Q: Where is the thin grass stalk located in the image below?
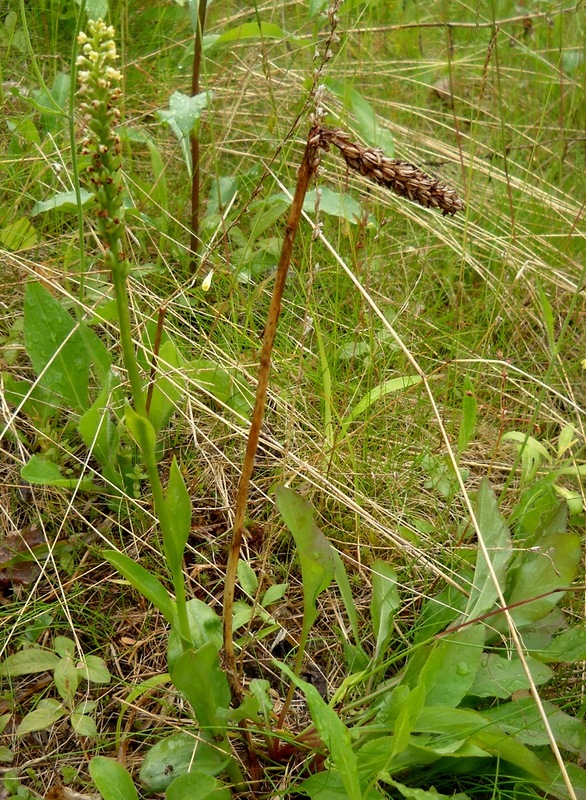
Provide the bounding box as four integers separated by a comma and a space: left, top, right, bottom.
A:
189, 0, 208, 272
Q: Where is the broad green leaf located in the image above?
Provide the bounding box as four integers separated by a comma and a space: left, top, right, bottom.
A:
332, 550, 361, 645
78, 372, 122, 485
171, 642, 231, 732
279, 663, 361, 800
0, 648, 59, 677
163, 457, 191, 578
297, 769, 384, 800
2, 375, 58, 426
124, 403, 156, 455
208, 21, 300, 49
148, 339, 184, 436
536, 279, 556, 355
80, 655, 111, 684
275, 486, 335, 630
20, 454, 96, 491
167, 599, 223, 671
159, 91, 211, 139
71, 712, 97, 737
538, 627, 586, 663
54, 656, 79, 706
24, 282, 91, 412
33, 72, 70, 136
103, 550, 175, 625
464, 478, 512, 620
414, 625, 485, 708
237, 559, 258, 596
323, 77, 395, 154
506, 530, 581, 627
261, 582, 288, 607
457, 376, 477, 455
139, 733, 228, 793
468, 652, 553, 698
0, 217, 38, 251
188, 359, 254, 418
339, 375, 421, 440
303, 188, 365, 225
17, 698, 67, 734
370, 559, 400, 660
166, 772, 231, 800
89, 756, 138, 800
31, 189, 93, 216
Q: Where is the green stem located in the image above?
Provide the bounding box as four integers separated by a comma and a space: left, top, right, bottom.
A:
111, 263, 191, 651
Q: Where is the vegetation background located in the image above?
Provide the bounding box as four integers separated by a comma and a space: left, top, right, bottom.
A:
0, 0, 584, 798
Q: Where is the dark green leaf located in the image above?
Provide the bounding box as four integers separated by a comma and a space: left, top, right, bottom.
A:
465, 478, 512, 620
468, 652, 553, 698
415, 625, 485, 708
370, 559, 400, 660
163, 457, 191, 578
171, 642, 230, 732
24, 282, 90, 412
275, 486, 335, 630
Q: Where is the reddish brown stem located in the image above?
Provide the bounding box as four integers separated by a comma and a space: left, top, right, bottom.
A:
222, 126, 323, 701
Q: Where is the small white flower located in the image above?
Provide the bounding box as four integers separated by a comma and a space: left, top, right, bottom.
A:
201, 269, 214, 291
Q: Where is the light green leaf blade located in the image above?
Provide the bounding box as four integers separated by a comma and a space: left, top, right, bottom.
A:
457, 376, 477, 455
20, 454, 96, 491
89, 756, 138, 800
323, 77, 395, 154
139, 733, 228, 793
468, 652, 553, 698
0, 648, 59, 678
31, 189, 93, 216
171, 642, 230, 732
166, 772, 231, 800
163, 457, 191, 578
332, 550, 361, 645
237, 559, 258, 596
17, 698, 68, 734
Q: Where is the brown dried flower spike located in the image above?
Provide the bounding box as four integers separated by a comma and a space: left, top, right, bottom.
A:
317, 128, 465, 217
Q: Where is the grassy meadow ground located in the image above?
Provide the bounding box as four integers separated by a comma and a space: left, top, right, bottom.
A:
0, 0, 585, 797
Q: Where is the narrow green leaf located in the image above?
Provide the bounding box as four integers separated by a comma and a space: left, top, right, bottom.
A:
278, 663, 361, 800
124, 404, 156, 455
340, 375, 421, 440
332, 550, 361, 645
148, 339, 184, 436
163, 457, 191, 577
0, 648, 59, 677
536, 279, 556, 355
210, 21, 300, 48
323, 77, 395, 154
457, 376, 477, 455
31, 189, 93, 216
103, 550, 175, 625
89, 756, 138, 800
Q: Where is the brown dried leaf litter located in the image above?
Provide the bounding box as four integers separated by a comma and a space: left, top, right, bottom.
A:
315, 127, 465, 217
